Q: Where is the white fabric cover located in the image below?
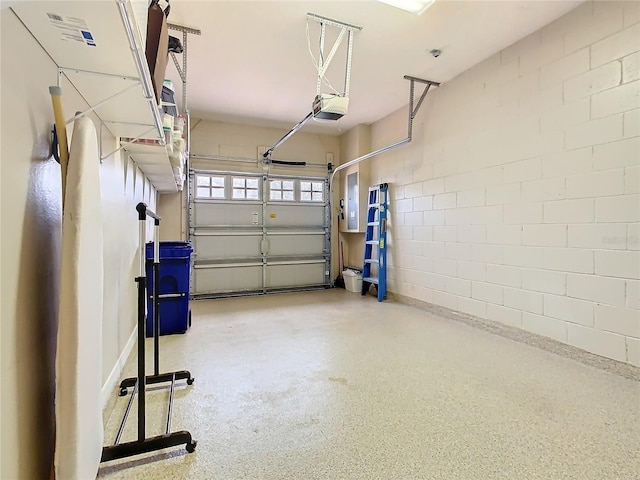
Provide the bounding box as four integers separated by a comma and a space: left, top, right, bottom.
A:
55, 117, 104, 480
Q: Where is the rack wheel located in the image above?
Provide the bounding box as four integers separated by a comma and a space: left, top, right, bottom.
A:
118, 387, 128, 396
186, 440, 197, 453
188, 310, 192, 328
187, 377, 195, 385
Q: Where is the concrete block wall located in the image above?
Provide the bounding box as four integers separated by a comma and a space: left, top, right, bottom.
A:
365, 1, 639, 365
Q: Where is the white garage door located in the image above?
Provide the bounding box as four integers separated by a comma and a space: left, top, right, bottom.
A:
189, 169, 331, 297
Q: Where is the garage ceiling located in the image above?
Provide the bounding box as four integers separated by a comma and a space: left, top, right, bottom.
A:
166, 0, 584, 134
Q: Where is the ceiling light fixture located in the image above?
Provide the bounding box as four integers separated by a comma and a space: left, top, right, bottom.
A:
377, 0, 435, 15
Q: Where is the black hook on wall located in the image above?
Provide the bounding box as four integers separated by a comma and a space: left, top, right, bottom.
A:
51, 123, 60, 164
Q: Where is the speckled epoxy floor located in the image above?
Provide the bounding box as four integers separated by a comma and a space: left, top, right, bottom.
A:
98, 289, 640, 479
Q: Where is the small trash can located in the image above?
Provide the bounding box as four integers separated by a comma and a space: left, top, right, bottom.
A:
145, 241, 192, 336
343, 269, 362, 293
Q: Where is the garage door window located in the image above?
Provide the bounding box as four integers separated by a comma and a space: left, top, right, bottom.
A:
269, 179, 295, 201
196, 174, 225, 199
233, 177, 260, 200
300, 181, 324, 202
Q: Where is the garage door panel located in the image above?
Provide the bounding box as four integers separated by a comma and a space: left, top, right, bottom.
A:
194, 265, 262, 294
194, 233, 262, 260
266, 204, 324, 227
266, 263, 326, 289
193, 202, 262, 227
190, 170, 329, 297
267, 233, 325, 256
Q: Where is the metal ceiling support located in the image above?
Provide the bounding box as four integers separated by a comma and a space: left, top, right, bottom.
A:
262, 14, 362, 162
168, 22, 201, 200
344, 30, 355, 97
307, 13, 362, 97
317, 26, 345, 92
167, 22, 202, 113
317, 22, 326, 95
405, 74, 435, 139
329, 75, 440, 188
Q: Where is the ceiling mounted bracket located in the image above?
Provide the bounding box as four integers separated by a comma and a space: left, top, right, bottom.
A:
168, 22, 201, 113
307, 13, 362, 97
404, 75, 438, 141
262, 14, 362, 162
330, 75, 440, 187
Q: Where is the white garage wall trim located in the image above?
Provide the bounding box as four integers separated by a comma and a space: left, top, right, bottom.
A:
189, 169, 331, 297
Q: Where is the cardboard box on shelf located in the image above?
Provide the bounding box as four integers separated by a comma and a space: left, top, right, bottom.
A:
145, 0, 169, 105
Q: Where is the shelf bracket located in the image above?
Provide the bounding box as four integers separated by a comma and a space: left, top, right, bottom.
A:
99, 123, 158, 163
64, 82, 140, 125
54, 64, 162, 150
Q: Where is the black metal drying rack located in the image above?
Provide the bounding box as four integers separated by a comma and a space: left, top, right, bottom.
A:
101, 203, 196, 462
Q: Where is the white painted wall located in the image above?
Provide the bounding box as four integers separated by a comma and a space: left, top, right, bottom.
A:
338, 125, 371, 267
1, 8, 156, 479
351, 1, 639, 365
189, 120, 339, 169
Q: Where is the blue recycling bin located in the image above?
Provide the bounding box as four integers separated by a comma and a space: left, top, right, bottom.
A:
145, 241, 192, 336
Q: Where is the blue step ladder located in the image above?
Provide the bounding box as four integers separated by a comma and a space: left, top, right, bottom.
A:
362, 183, 388, 302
